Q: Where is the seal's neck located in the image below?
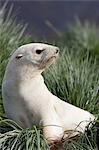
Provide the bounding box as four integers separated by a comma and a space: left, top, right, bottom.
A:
6, 60, 44, 82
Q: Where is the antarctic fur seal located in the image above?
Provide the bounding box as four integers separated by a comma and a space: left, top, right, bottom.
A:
2, 43, 95, 143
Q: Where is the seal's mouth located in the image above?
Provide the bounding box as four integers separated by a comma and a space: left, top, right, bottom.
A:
39, 54, 58, 69
46, 56, 57, 63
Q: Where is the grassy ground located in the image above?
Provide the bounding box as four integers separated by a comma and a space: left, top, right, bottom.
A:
0, 5, 99, 150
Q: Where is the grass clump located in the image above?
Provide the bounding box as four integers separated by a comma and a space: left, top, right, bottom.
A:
0, 118, 98, 150
60, 19, 99, 61
0, 118, 48, 150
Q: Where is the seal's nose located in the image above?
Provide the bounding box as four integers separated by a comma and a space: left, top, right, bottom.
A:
56, 48, 59, 54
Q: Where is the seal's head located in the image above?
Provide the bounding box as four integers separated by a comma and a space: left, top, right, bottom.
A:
12, 43, 59, 71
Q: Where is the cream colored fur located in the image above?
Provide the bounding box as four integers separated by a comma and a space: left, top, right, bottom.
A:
2, 43, 95, 143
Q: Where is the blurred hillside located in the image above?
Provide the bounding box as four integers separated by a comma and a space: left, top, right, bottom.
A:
1, 1, 99, 38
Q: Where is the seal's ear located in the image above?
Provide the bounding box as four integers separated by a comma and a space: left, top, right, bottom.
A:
16, 54, 23, 59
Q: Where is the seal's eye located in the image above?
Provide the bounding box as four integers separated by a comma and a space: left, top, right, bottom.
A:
16, 54, 23, 59
36, 49, 44, 54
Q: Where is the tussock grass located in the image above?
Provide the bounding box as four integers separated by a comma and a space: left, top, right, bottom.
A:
0, 118, 48, 150
0, 118, 98, 150
0, 4, 99, 150
60, 19, 99, 61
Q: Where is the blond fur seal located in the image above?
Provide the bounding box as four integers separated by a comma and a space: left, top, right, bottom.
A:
2, 43, 95, 143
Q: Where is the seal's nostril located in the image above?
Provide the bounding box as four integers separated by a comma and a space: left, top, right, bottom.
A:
56, 49, 59, 54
